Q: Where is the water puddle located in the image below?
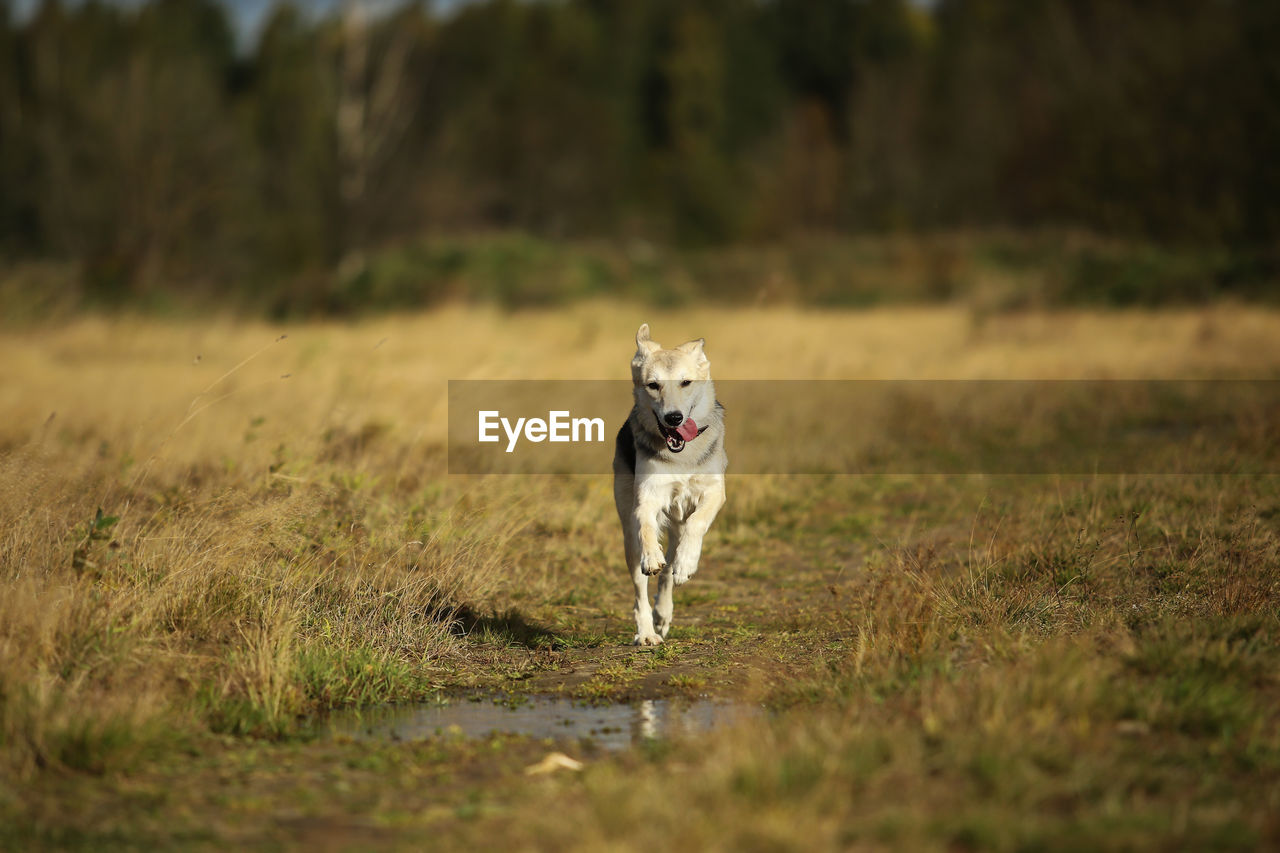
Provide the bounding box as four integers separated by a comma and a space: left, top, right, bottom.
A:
320, 695, 760, 751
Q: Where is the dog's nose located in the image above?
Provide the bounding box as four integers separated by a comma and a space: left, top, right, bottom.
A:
663, 411, 684, 427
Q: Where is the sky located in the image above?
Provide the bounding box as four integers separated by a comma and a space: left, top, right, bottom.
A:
8, 0, 473, 48
8, 0, 936, 51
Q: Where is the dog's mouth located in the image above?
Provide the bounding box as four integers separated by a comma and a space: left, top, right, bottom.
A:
658, 416, 699, 453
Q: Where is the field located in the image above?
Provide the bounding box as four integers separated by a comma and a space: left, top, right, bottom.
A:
2, 303, 1279, 850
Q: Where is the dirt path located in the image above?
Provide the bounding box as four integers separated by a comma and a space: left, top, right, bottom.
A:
434, 522, 870, 705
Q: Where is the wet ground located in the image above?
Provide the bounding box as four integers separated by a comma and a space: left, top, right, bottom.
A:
321, 695, 762, 751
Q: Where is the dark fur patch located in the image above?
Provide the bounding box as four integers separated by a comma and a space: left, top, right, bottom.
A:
694, 434, 721, 466
615, 420, 636, 474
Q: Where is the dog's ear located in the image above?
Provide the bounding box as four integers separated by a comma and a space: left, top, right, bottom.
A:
635, 323, 659, 354
676, 338, 709, 367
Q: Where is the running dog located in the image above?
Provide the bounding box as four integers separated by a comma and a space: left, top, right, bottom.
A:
613, 324, 727, 646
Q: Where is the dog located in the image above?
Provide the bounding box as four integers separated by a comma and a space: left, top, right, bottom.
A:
613, 324, 727, 646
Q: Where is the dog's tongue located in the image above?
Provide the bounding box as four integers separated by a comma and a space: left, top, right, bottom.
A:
677, 418, 698, 441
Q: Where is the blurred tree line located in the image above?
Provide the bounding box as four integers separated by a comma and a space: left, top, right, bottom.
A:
0, 0, 1277, 308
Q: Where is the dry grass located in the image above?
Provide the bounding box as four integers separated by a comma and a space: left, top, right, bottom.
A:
2, 303, 1279, 848
525, 476, 1279, 850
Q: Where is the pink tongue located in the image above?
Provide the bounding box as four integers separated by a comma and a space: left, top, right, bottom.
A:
677, 418, 698, 441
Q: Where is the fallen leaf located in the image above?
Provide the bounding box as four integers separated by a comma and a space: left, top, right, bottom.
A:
524, 752, 584, 775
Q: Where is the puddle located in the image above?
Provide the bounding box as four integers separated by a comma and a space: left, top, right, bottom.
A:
320, 696, 760, 751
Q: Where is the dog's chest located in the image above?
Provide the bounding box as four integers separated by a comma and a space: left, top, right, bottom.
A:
660, 475, 706, 519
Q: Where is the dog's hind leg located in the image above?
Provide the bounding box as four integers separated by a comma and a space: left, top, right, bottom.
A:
653, 525, 680, 638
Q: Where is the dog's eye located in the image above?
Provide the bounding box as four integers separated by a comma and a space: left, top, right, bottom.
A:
680, 379, 692, 387
646, 382, 660, 391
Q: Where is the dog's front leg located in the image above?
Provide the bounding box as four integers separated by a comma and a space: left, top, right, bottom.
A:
625, 529, 662, 646
633, 478, 669, 578
669, 482, 725, 585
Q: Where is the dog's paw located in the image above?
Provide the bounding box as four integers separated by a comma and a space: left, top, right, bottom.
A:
652, 609, 671, 638
638, 551, 666, 577
671, 562, 697, 585
633, 632, 664, 646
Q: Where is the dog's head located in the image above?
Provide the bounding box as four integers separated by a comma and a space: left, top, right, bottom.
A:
631, 323, 714, 453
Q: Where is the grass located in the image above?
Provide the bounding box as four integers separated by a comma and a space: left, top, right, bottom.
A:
1, 302, 1279, 848
3, 231, 1277, 322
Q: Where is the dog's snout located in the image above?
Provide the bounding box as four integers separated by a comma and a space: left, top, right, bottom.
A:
663, 411, 685, 427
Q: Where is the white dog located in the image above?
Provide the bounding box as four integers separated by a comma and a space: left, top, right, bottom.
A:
613, 324, 727, 646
